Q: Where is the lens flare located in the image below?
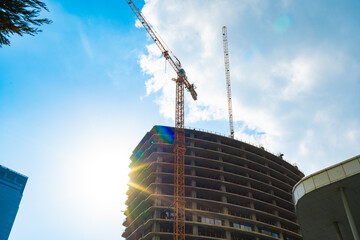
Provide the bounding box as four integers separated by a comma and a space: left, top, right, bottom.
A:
273, 14, 293, 33
127, 181, 153, 195
128, 163, 149, 175
151, 125, 174, 144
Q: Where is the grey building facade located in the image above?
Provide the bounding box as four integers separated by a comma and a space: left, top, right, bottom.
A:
293, 155, 360, 240
123, 125, 304, 240
0, 165, 28, 240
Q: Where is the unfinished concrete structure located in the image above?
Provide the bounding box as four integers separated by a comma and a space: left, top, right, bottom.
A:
123, 125, 304, 240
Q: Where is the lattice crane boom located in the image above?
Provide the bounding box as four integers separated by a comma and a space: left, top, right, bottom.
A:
222, 26, 234, 139
126, 1, 197, 240
126, 0, 197, 101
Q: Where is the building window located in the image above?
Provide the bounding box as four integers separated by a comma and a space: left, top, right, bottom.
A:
233, 223, 253, 231
261, 229, 278, 237
261, 229, 271, 235
272, 232, 279, 238
201, 217, 214, 224
201, 217, 222, 226
161, 210, 174, 219
215, 219, 222, 225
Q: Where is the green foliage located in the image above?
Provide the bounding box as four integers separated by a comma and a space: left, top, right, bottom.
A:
0, 0, 52, 47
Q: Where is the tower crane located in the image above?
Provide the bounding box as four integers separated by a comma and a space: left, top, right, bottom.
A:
222, 26, 234, 139
125, 1, 197, 240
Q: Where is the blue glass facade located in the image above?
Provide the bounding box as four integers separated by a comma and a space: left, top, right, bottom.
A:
0, 165, 27, 240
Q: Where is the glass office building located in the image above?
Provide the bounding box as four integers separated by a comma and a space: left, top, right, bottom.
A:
0, 165, 28, 240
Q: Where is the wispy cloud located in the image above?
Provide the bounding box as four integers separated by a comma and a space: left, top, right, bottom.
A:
79, 30, 94, 61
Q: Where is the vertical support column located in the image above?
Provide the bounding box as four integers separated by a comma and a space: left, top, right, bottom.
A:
274, 221, 284, 239
154, 165, 162, 207
333, 222, 344, 240
339, 187, 359, 240
152, 221, 161, 239
192, 223, 198, 235
225, 230, 231, 240
221, 206, 231, 240
192, 200, 198, 235
153, 159, 162, 240
219, 165, 225, 183
152, 235, 160, 240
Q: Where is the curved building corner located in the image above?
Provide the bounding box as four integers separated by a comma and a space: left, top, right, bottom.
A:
293, 155, 360, 240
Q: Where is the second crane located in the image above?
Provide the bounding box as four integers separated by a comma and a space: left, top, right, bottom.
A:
222, 26, 234, 139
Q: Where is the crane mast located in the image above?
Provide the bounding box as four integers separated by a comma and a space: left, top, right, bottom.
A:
222, 26, 234, 139
126, 1, 197, 239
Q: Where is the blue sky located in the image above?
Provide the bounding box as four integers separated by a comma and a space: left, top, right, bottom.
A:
1, 0, 360, 239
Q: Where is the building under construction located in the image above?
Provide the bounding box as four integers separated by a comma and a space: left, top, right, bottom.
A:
122, 125, 304, 240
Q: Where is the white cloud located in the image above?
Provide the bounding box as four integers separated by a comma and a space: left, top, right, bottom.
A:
136, 0, 360, 175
